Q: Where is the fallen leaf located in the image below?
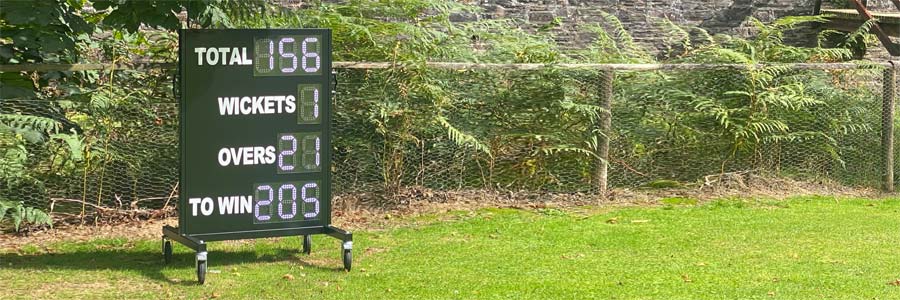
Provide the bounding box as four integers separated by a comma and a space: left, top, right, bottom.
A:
606, 217, 619, 224
283, 274, 295, 280
767, 291, 776, 296
889, 279, 900, 286
681, 274, 692, 283
210, 292, 220, 299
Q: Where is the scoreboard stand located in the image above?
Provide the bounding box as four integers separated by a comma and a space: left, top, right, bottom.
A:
167, 29, 349, 284
161, 224, 352, 284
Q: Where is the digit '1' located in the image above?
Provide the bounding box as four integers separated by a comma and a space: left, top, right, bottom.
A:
298, 84, 321, 124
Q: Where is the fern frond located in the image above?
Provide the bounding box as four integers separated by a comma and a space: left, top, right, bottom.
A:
0, 114, 61, 133
540, 145, 598, 158
842, 18, 878, 46
692, 26, 716, 45
658, 17, 692, 55
771, 15, 828, 30
599, 11, 644, 56
435, 116, 491, 156
559, 100, 604, 122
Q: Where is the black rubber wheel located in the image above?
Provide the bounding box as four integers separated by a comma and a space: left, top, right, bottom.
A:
302, 235, 312, 255
163, 240, 173, 264
197, 260, 207, 285
342, 249, 352, 272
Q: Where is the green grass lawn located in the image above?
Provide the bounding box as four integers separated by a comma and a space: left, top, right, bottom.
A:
4, 196, 900, 299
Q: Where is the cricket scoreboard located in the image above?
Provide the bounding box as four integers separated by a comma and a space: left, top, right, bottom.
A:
164, 29, 351, 284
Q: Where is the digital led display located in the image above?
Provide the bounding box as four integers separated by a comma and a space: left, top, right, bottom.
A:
253, 35, 322, 76
178, 29, 332, 240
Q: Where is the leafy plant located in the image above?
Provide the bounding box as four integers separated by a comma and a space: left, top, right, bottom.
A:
0, 0, 888, 214
0, 200, 53, 233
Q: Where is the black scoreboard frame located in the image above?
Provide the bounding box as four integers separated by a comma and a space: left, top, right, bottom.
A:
162, 28, 351, 284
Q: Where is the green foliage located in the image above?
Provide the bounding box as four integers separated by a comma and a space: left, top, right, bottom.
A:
0, 0, 263, 97
0, 200, 53, 233
1, 0, 259, 214
436, 116, 491, 156
0, 113, 83, 195
0, 0, 887, 210
610, 15, 875, 184
643, 180, 684, 189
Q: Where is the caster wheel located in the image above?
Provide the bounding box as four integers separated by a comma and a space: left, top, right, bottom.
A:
196, 252, 208, 285
302, 235, 312, 255
197, 260, 207, 284
163, 239, 173, 264
342, 249, 352, 272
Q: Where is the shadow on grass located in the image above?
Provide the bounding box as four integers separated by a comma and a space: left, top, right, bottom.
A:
0, 246, 342, 285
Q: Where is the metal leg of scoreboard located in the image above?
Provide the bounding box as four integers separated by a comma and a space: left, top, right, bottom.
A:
161, 225, 208, 284
162, 225, 352, 284
325, 225, 354, 272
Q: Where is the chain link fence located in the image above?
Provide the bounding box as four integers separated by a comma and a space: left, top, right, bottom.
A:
1, 63, 896, 222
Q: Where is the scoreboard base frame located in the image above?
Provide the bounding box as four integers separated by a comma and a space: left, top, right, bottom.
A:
161, 225, 353, 284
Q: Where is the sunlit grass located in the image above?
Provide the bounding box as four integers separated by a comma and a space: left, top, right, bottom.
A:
3, 196, 900, 299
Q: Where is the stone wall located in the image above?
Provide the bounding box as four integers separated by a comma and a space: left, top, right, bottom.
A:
285, 0, 898, 58
467, 0, 899, 58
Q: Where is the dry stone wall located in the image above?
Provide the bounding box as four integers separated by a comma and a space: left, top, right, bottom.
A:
466, 0, 899, 58
283, 0, 898, 58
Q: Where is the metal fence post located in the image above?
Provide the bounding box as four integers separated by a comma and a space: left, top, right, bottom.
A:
596, 70, 613, 199
883, 61, 896, 193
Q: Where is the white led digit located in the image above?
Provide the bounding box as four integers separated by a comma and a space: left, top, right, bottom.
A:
268, 40, 275, 71
312, 89, 319, 118
301, 37, 320, 73
302, 182, 319, 219
278, 37, 298, 73
277, 184, 298, 220
302, 135, 320, 170
255, 39, 274, 74
254, 185, 273, 221
299, 86, 320, 123
278, 135, 297, 171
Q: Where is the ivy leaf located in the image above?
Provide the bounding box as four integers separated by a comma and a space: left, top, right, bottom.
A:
0, 73, 36, 99
0, 1, 55, 25
50, 133, 84, 161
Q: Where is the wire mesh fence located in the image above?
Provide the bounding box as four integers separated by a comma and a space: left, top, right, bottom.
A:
609, 66, 889, 190
0, 62, 896, 222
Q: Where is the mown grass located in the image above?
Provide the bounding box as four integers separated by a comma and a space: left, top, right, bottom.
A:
3, 196, 900, 299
